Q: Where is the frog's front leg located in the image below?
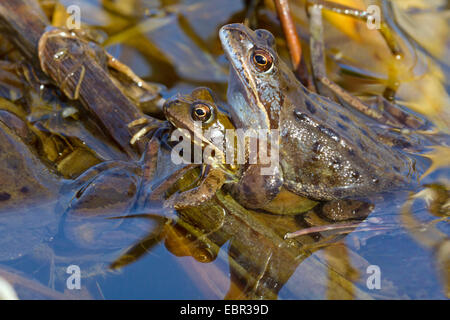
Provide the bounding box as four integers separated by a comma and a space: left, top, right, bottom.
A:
229, 164, 283, 209
164, 166, 226, 210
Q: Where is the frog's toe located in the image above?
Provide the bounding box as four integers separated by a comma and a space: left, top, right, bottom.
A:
130, 126, 153, 145
164, 193, 200, 210
128, 117, 162, 145
163, 197, 175, 209
163, 195, 185, 210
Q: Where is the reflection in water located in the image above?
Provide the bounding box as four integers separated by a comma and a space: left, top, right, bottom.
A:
105, 143, 376, 299
97, 136, 449, 299
324, 244, 359, 300
400, 183, 450, 298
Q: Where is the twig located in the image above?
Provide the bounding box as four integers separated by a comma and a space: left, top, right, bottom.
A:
285, 221, 396, 239
0, 0, 162, 159
273, 0, 313, 90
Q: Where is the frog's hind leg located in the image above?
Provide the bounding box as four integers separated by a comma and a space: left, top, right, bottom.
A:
317, 199, 374, 222
308, 4, 421, 129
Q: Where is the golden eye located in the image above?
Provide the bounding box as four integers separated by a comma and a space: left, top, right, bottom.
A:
252, 49, 273, 72
191, 103, 212, 122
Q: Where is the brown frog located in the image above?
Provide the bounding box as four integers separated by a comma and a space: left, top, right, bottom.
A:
218, 22, 418, 212
159, 87, 237, 209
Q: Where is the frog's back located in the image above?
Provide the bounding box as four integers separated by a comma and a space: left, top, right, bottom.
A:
280, 83, 415, 200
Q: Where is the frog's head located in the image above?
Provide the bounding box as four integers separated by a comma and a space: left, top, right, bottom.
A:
164, 87, 234, 165
219, 23, 282, 130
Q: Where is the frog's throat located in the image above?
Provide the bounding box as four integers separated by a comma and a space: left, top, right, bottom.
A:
220, 27, 271, 130
228, 67, 271, 130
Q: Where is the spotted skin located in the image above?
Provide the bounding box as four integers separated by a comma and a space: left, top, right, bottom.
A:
162, 88, 233, 209
220, 23, 416, 204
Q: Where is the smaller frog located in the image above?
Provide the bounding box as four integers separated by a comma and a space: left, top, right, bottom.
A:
161, 87, 237, 209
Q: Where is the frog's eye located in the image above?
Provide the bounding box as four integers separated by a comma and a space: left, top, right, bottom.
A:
191, 102, 213, 122
251, 49, 273, 72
